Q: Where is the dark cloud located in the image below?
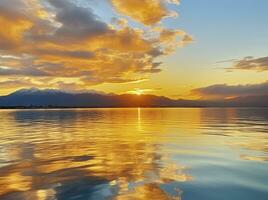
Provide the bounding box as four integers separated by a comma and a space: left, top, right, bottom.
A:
35, 49, 95, 59
48, 0, 110, 40
0, 0, 28, 18
231, 56, 268, 71
192, 81, 268, 99
0, 66, 50, 76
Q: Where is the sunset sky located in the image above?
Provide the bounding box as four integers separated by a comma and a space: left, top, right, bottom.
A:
0, 0, 268, 99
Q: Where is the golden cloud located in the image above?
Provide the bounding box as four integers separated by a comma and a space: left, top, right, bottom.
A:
110, 0, 179, 25
0, 0, 191, 90
0, 15, 32, 50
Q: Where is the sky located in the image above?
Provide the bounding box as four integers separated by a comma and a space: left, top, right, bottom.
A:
0, 0, 268, 99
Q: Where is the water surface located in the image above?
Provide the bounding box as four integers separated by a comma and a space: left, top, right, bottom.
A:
0, 108, 267, 200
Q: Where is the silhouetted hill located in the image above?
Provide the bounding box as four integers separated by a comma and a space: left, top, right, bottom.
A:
0, 88, 268, 108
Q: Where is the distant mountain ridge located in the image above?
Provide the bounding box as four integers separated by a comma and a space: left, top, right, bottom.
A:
0, 88, 268, 108
10, 88, 67, 96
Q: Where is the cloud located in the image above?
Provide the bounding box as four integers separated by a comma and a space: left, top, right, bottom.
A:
192, 81, 268, 99
110, 0, 179, 25
0, 0, 190, 90
0, 78, 41, 89
0, 66, 49, 76
35, 49, 95, 59
48, 0, 110, 40
230, 56, 268, 71
111, 17, 128, 28
157, 28, 193, 52
180, 34, 194, 46
0, 12, 32, 50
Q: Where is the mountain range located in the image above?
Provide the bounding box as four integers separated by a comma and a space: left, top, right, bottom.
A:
0, 88, 267, 108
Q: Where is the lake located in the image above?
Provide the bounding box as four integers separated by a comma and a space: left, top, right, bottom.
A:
0, 108, 267, 200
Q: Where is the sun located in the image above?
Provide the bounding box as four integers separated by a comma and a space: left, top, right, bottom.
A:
128, 88, 144, 96
135, 89, 143, 96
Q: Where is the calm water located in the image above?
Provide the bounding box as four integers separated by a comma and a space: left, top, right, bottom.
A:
0, 108, 267, 200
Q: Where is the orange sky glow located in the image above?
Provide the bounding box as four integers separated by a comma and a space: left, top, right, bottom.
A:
0, 0, 268, 100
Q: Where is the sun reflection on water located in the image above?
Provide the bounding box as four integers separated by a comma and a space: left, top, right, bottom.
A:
0, 108, 267, 199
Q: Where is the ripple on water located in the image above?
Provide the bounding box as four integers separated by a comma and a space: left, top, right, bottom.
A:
0, 108, 267, 200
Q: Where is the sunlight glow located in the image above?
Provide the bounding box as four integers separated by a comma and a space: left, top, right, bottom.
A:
127, 88, 155, 96
127, 88, 144, 95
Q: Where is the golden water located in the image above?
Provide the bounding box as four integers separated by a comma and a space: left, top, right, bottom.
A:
0, 108, 267, 199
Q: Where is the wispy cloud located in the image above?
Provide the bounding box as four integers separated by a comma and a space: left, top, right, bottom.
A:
227, 56, 268, 71
192, 81, 268, 99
